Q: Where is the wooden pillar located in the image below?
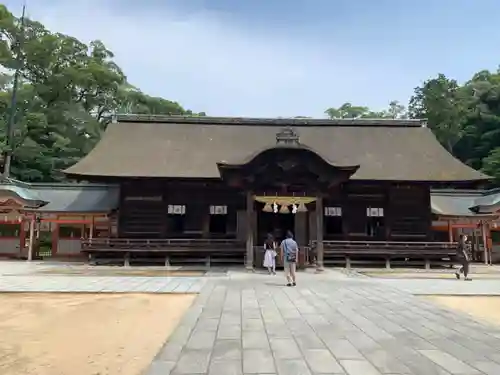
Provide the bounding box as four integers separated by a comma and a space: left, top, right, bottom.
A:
27, 216, 35, 262
481, 221, 489, 265
201, 210, 210, 238
36, 219, 40, 239
315, 195, 324, 271
487, 222, 493, 265
52, 222, 59, 256
90, 216, 94, 240
448, 220, 453, 242
19, 218, 26, 253
294, 212, 307, 246
245, 192, 254, 270
384, 183, 391, 240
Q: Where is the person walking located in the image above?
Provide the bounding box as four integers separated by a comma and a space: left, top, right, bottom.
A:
280, 230, 298, 287
455, 234, 472, 281
263, 233, 277, 275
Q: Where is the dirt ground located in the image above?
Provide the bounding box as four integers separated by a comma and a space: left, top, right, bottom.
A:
0, 293, 195, 375
428, 296, 500, 326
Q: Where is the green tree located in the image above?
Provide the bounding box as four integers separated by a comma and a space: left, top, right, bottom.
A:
0, 4, 198, 182
387, 100, 407, 119
325, 103, 371, 119
116, 85, 193, 116
325, 101, 407, 120
409, 74, 466, 153
482, 147, 500, 183
457, 69, 500, 179
408, 69, 500, 184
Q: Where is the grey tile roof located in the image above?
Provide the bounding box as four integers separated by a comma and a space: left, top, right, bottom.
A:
29, 184, 119, 213
471, 188, 500, 211
0, 179, 119, 213
64, 115, 489, 182
431, 191, 482, 217
0, 178, 46, 206
431, 189, 500, 217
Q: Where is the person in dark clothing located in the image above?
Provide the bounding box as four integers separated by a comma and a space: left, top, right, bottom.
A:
455, 234, 472, 281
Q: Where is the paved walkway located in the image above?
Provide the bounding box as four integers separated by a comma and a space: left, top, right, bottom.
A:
0, 275, 206, 293
370, 278, 500, 296
0, 261, 208, 293
147, 274, 500, 375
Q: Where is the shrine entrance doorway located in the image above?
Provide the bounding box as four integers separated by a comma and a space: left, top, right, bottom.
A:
257, 205, 295, 245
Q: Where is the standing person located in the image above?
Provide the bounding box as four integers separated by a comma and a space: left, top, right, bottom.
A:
263, 233, 277, 275
281, 230, 298, 287
455, 234, 472, 281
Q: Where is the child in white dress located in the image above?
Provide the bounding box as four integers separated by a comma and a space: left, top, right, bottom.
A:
263, 233, 277, 275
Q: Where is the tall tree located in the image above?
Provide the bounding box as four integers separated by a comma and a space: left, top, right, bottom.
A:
325, 103, 371, 119
0, 4, 198, 182
408, 74, 466, 153
325, 101, 407, 120
387, 100, 407, 119
458, 69, 500, 178
116, 85, 193, 116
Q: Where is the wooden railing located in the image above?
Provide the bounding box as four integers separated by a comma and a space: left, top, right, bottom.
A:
80, 238, 459, 268
309, 240, 459, 268
311, 240, 457, 256
81, 237, 247, 267
81, 238, 245, 252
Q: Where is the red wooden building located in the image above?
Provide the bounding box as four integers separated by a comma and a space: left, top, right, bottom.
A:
0, 179, 117, 260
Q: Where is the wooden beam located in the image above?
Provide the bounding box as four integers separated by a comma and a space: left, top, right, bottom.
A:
481, 221, 489, 265
27, 217, 35, 262
315, 195, 324, 271
448, 220, 453, 243
52, 222, 59, 256
90, 216, 94, 240
245, 191, 254, 270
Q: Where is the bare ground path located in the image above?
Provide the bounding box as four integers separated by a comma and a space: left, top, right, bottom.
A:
0, 293, 195, 375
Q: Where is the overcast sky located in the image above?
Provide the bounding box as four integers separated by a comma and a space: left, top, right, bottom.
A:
4, 0, 500, 117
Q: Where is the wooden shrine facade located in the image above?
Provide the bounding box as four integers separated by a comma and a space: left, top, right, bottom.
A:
98, 178, 447, 268
64, 115, 493, 268
114, 181, 434, 240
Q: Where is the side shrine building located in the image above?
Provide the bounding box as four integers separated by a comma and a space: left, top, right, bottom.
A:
54, 115, 490, 268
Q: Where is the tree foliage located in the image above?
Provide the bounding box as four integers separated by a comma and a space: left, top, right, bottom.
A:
326, 70, 500, 184
325, 100, 408, 120
408, 69, 500, 183
0, 5, 200, 182
408, 74, 466, 153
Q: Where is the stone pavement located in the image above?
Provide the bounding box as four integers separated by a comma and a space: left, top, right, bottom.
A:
0, 260, 53, 276
146, 273, 500, 375
369, 277, 500, 296
0, 275, 206, 293
0, 260, 208, 293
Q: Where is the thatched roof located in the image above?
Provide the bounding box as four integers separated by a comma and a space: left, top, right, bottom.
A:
64, 115, 489, 182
